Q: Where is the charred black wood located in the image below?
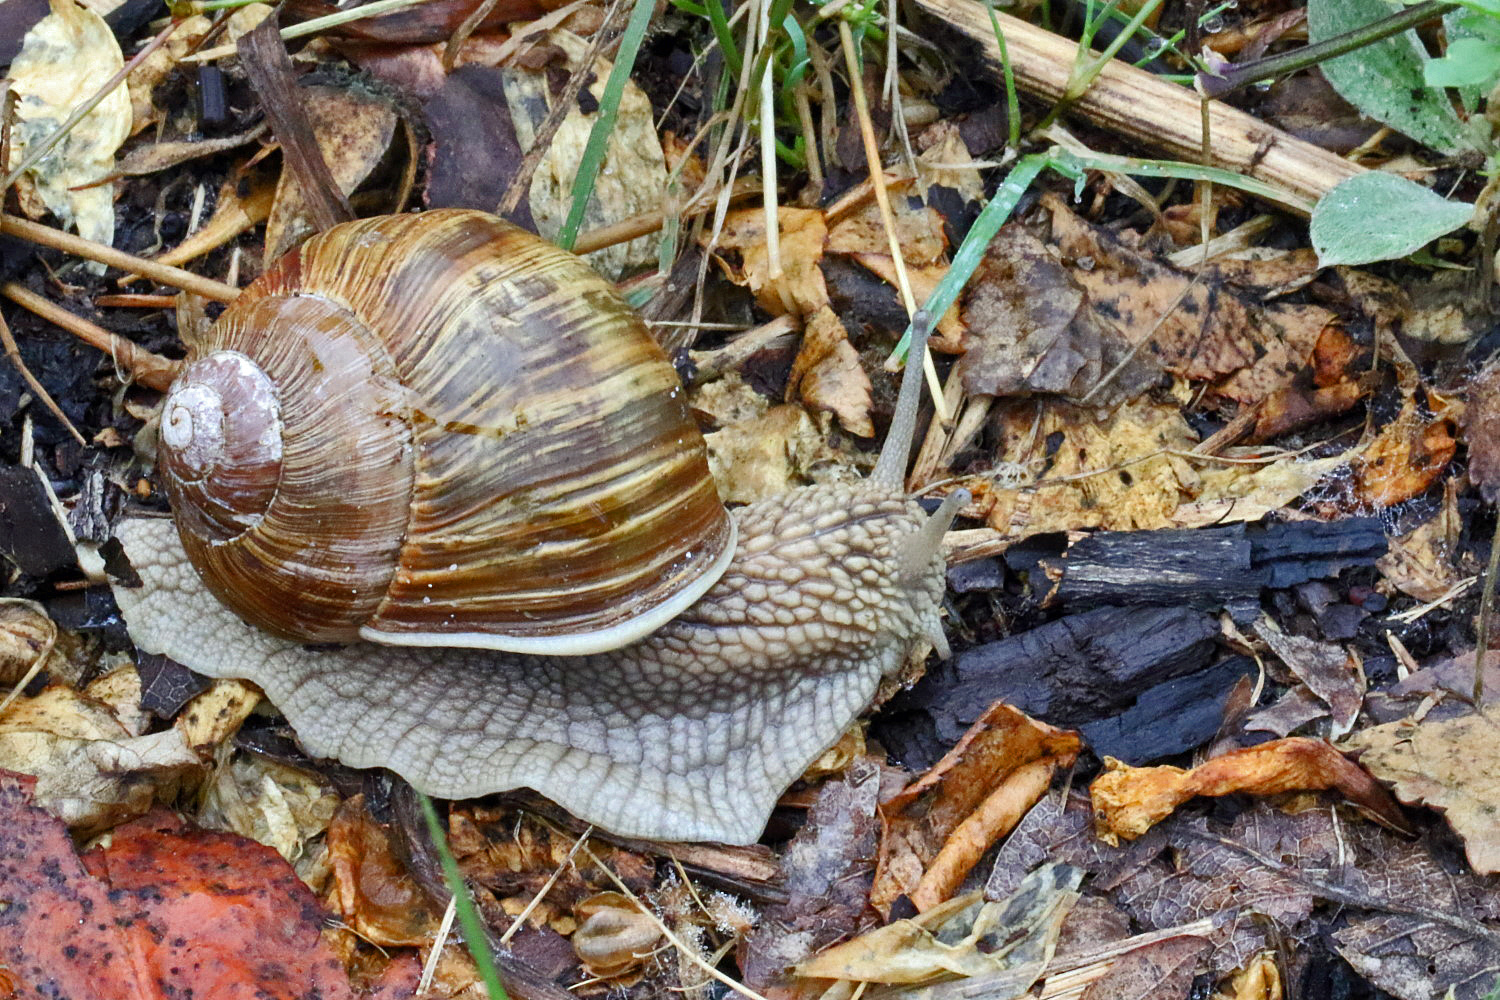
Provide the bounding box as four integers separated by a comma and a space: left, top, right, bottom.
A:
1053, 517, 1386, 611
875, 604, 1219, 769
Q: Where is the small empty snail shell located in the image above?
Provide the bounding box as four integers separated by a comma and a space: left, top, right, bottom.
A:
154, 211, 735, 655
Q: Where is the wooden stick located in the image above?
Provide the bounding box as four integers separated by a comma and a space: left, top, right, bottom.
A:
1, 283, 181, 392
1, 216, 239, 303
912, 0, 1364, 211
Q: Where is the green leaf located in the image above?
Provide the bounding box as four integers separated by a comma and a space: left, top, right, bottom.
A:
1426, 36, 1500, 88
1310, 172, 1474, 267
1309, 0, 1474, 153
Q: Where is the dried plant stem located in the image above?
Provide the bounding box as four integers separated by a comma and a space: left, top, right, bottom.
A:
1, 283, 180, 392
573, 175, 761, 254
914, 0, 1362, 209
837, 20, 947, 420
1474, 514, 1500, 704
2, 216, 239, 303
0, 306, 86, 445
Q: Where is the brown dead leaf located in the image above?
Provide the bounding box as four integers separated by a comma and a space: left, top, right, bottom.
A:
704, 402, 845, 504
0, 600, 75, 689
872, 701, 1081, 915
1078, 932, 1211, 1000
264, 83, 400, 264
827, 196, 948, 265
1377, 480, 1462, 602
199, 752, 340, 884
1042, 193, 1335, 404
976, 396, 1200, 537
151, 173, 278, 271
712, 206, 829, 316
740, 759, 881, 993
958, 225, 1161, 403
1351, 392, 1458, 507
1342, 710, 1500, 874
327, 793, 443, 946
1253, 618, 1363, 737
176, 677, 261, 748
787, 307, 873, 436
1089, 738, 1410, 844
0, 684, 202, 835
1463, 356, 1500, 503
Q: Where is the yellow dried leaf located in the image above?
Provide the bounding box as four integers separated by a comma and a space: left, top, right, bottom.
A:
8, 0, 133, 254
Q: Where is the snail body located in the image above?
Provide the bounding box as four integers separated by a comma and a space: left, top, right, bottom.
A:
107, 210, 961, 843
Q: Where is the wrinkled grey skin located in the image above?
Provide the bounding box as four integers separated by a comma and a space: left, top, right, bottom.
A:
109, 480, 950, 843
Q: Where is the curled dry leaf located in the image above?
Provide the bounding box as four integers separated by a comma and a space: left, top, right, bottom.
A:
327, 794, 444, 946
0, 684, 201, 835
711, 206, 830, 317
1253, 618, 1363, 738
796, 863, 1081, 987
1089, 738, 1411, 844
571, 891, 663, 981
264, 84, 401, 264
1351, 391, 1458, 507
703, 401, 848, 504
7, 0, 132, 255
1342, 710, 1500, 875
788, 307, 874, 436
872, 701, 1081, 916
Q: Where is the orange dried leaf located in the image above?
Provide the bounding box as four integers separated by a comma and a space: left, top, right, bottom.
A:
711, 206, 829, 317
872, 701, 1080, 915
788, 307, 873, 436
1352, 394, 1457, 507
1089, 737, 1411, 844
327, 793, 443, 946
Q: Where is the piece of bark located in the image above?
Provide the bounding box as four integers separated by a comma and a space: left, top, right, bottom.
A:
1079, 656, 1259, 764
1054, 518, 1386, 610
237, 16, 354, 234
0, 465, 75, 577
875, 605, 1219, 769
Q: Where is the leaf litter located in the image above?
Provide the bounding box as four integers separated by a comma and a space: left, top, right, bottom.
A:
5, 0, 1500, 996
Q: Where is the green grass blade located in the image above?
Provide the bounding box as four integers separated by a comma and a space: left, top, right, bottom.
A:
418, 793, 510, 1000
557, 0, 658, 250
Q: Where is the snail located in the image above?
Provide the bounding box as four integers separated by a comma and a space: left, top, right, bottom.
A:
102, 209, 963, 844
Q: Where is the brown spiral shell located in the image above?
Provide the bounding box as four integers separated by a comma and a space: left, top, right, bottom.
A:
156, 210, 736, 654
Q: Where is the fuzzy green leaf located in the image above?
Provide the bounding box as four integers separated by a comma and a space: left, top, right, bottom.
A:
1311, 172, 1474, 267
1309, 0, 1474, 153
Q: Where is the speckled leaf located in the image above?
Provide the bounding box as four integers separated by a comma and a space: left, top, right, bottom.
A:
7, 0, 132, 255
1311, 173, 1474, 267
1308, 0, 1473, 153
0, 772, 356, 1000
